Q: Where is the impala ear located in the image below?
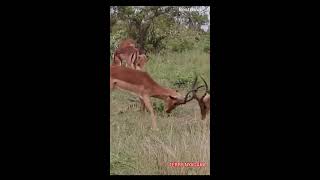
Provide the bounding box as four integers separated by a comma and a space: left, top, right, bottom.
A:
169, 95, 177, 100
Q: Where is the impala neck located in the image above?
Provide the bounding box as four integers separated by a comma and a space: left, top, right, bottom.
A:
151, 85, 176, 100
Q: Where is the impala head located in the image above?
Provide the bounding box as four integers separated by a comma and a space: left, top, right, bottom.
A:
165, 76, 210, 114
165, 90, 186, 113
184, 75, 210, 120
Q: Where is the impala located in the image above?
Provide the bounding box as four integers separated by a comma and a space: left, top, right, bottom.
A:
112, 46, 139, 69
110, 65, 192, 130
112, 38, 149, 71
184, 76, 211, 120
112, 47, 149, 71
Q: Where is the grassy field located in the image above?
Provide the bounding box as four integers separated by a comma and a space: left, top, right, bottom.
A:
110, 49, 210, 175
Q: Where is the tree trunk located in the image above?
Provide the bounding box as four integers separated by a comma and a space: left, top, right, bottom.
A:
136, 22, 151, 50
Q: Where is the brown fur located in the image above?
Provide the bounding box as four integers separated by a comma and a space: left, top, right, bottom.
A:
196, 94, 210, 120
112, 47, 148, 71
110, 65, 185, 130
184, 76, 211, 120
118, 38, 136, 48
135, 54, 148, 71
113, 38, 148, 70
118, 38, 145, 55
112, 46, 139, 69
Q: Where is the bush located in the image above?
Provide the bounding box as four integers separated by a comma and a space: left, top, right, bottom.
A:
165, 28, 201, 53
153, 101, 164, 113
172, 71, 195, 89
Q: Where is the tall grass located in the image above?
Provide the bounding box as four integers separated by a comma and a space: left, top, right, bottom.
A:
110, 49, 210, 175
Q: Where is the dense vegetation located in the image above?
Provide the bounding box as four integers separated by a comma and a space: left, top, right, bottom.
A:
110, 6, 210, 54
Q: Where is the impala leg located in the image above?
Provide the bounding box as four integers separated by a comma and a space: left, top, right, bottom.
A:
198, 100, 208, 120
202, 95, 210, 120
139, 97, 146, 112
198, 102, 210, 120
129, 59, 135, 69
142, 96, 158, 130
198, 101, 207, 120
131, 51, 137, 69
113, 55, 121, 66
204, 102, 210, 120
110, 79, 116, 91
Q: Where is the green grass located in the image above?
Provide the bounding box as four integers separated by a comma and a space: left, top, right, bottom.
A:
110, 49, 210, 175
